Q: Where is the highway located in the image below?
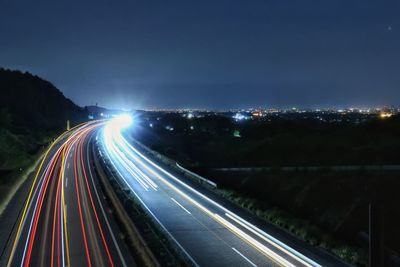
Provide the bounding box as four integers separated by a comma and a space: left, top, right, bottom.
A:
4, 121, 133, 267
100, 116, 327, 267
2, 116, 338, 267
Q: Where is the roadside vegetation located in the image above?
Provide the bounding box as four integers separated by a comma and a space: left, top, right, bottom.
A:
218, 188, 364, 265
207, 167, 400, 266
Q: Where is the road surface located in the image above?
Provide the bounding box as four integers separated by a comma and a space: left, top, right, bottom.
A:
2, 117, 343, 267
3, 121, 133, 267
101, 118, 329, 267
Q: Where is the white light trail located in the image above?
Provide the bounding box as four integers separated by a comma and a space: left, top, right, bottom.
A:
101, 119, 323, 267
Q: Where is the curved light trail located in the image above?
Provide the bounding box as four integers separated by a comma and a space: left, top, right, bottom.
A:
101, 117, 324, 267
4, 117, 334, 267
6, 121, 130, 267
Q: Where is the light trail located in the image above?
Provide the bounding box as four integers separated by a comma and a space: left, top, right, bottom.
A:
24, 124, 88, 267
79, 130, 115, 267
7, 121, 127, 267
214, 214, 295, 267
74, 138, 92, 267
225, 212, 317, 267
7, 120, 101, 267
101, 117, 323, 267
6, 117, 323, 267
23, 146, 63, 267
7, 131, 67, 267
85, 135, 128, 267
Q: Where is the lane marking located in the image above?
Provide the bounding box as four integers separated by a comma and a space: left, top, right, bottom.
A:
74, 136, 93, 267
214, 214, 294, 267
232, 247, 258, 267
62, 139, 79, 267
226, 212, 313, 267
171, 198, 191, 214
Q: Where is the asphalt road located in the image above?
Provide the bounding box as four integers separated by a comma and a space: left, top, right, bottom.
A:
3, 121, 133, 267
101, 119, 328, 267
2, 117, 345, 267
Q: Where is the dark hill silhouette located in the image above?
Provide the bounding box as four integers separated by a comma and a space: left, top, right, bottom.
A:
0, 68, 88, 171
0, 68, 87, 133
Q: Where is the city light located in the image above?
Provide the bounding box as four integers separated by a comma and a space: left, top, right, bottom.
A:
233, 113, 250, 121
380, 112, 393, 119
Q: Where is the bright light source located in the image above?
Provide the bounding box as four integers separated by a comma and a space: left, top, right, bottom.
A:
110, 114, 133, 129
380, 112, 393, 119
233, 113, 249, 121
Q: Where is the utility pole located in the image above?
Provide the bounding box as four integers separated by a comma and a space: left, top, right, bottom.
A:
67, 120, 70, 131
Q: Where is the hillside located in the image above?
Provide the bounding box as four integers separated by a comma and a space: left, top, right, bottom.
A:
0, 68, 88, 209
0, 68, 87, 134
0, 68, 88, 169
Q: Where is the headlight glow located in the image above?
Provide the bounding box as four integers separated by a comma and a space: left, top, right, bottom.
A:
110, 114, 133, 129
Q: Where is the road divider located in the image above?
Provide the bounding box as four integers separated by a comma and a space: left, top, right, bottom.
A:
175, 163, 217, 188
128, 138, 217, 189
94, 137, 194, 267
92, 142, 159, 267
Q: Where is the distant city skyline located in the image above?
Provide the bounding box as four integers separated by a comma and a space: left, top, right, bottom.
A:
98, 104, 400, 113
85, 98, 399, 111
1, 1, 400, 109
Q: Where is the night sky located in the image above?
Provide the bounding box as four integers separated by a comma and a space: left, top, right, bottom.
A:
1, 0, 400, 109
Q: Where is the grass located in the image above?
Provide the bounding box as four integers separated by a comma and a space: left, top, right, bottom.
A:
0, 152, 45, 215
219, 188, 366, 265
0, 127, 56, 216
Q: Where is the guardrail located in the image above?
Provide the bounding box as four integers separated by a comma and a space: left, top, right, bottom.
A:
93, 141, 160, 267
128, 137, 217, 189
175, 163, 217, 188
94, 137, 194, 267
